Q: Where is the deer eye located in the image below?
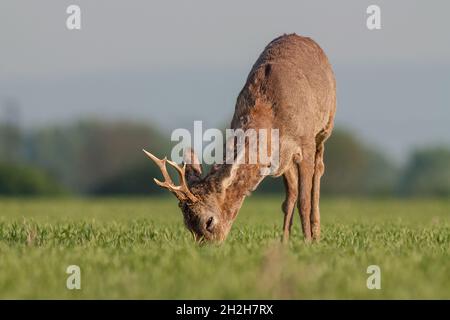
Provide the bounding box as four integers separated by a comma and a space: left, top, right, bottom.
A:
205, 217, 214, 232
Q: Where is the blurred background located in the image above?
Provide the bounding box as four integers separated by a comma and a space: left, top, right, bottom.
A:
0, 0, 449, 197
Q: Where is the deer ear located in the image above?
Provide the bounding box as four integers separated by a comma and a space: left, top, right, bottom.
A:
220, 163, 239, 190
218, 145, 245, 190
183, 148, 202, 183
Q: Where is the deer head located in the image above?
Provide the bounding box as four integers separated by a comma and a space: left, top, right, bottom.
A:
143, 148, 238, 243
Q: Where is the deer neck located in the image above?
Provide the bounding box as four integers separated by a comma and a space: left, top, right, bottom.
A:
214, 163, 266, 222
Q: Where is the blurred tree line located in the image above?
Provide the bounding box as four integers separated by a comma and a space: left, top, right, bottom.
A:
0, 120, 449, 197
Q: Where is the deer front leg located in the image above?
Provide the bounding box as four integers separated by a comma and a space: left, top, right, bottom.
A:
297, 152, 315, 242
281, 165, 298, 243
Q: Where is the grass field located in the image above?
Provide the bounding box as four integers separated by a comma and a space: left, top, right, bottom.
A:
0, 196, 449, 299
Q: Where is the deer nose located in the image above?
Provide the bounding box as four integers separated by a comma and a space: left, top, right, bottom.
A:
205, 216, 215, 233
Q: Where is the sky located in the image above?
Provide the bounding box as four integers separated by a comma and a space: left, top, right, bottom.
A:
0, 0, 449, 161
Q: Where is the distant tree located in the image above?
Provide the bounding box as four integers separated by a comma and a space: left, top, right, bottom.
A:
0, 163, 64, 195
27, 120, 168, 193
91, 163, 167, 195
399, 147, 450, 197
321, 128, 397, 195
0, 124, 21, 162
0, 98, 22, 163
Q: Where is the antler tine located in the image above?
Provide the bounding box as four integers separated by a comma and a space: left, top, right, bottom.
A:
143, 149, 198, 203
142, 149, 174, 186
166, 160, 198, 202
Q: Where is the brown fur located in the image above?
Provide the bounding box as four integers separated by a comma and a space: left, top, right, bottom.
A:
149, 34, 336, 243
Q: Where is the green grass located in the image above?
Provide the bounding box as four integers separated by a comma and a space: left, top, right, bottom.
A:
0, 196, 449, 299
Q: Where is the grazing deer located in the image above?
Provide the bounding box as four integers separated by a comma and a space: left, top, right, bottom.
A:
144, 33, 336, 243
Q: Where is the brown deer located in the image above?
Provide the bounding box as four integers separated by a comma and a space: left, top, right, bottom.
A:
144, 33, 336, 243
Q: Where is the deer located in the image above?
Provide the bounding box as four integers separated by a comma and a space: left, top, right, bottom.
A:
143, 33, 336, 244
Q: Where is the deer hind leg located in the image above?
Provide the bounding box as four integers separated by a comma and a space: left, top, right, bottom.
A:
311, 142, 325, 241
297, 146, 315, 242
281, 165, 298, 243
311, 129, 332, 241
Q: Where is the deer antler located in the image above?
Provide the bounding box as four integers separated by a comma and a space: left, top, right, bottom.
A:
143, 149, 199, 203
